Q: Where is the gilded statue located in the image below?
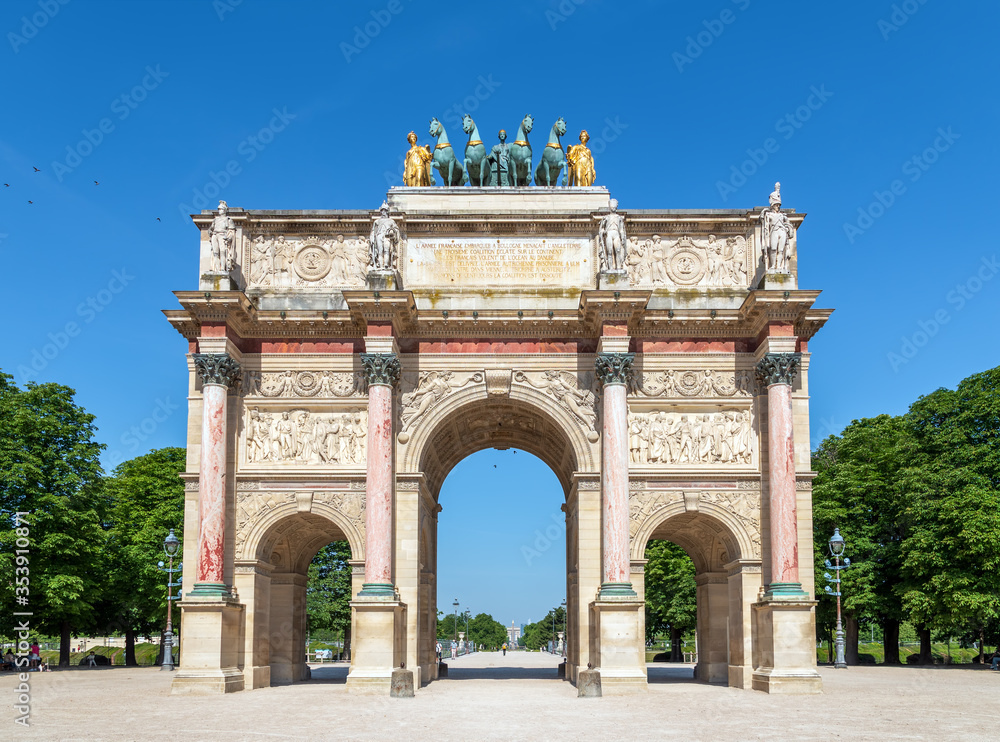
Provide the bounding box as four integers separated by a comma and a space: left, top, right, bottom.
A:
566, 130, 596, 186
402, 131, 433, 187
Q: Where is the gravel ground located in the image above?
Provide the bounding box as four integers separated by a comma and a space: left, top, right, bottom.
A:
3, 651, 996, 741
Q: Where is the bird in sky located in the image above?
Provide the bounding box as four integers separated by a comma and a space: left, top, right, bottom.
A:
32, 167, 40, 172
27, 200, 33, 204
3, 183, 9, 187
156, 217, 161, 221
94, 180, 100, 185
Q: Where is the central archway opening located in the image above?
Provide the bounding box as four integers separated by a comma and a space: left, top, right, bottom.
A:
435, 447, 567, 680
408, 392, 590, 684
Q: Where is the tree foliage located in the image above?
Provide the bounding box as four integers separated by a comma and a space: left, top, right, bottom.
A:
306, 541, 352, 637
521, 606, 566, 650
643, 539, 697, 650
0, 373, 106, 666
811, 367, 1000, 664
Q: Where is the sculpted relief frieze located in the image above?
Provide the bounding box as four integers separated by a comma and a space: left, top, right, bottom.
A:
514, 370, 599, 431
632, 369, 755, 398
248, 234, 370, 288
399, 370, 483, 430
627, 234, 749, 289
628, 409, 755, 466
700, 491, 762, 558
243, 406, 367, 466
243, 370, 366, 398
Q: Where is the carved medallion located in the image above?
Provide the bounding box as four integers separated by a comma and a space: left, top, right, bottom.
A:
666, 239, 706, 286
293, 244, 332, 281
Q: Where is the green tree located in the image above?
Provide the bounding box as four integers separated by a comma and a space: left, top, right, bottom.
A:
467, 613, 508, 650
520, 606, 566, 650
643, 540, 697, 659
306, 541, 353, 654
0, 373, 106, 666
811, 415, 914, 664
99, 447, 186, 665
899, 370, 1000, 664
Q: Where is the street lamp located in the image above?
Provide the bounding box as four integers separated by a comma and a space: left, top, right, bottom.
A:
823, 527, 850, 669
453, 598, 459, 646
560, 598, 567, 657
157, 528, 182, 671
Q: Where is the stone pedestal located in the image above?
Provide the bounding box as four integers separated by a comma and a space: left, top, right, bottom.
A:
597, 270, 628, 290
346, 596, 407, 695
171, 597, 245, 694
751, 596, 822, 694
759, 272, 796, 291
199, 271, 233, 291
366, 269, 402, 291
590, 597, 648, 694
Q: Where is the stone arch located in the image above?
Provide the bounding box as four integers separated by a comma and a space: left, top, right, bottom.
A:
630, 492, 759, 567
239, 493, 365, 567
399, 381, 598, 498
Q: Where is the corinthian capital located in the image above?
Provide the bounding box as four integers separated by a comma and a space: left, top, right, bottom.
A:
360, 353, 401, 387
193, 353, 241, 388
755, 353, 801, 387
595, 352, 635, 386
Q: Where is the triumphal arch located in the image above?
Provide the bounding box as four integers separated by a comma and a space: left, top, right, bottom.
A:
165, 126, 831, 696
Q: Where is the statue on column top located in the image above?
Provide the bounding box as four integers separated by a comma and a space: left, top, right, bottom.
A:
598, 199, 627, 273
566, 130, 596, 186
369, 201, 401, 271
209, 200, 236, 273
402, 131, 433, 187
759, 182, 794, 274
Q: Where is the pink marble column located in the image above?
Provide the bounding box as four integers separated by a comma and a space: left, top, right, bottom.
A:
595, 353, 636, 597
757, 353, 804, 596
359, 353, 400, 596
191, 353, 240, 597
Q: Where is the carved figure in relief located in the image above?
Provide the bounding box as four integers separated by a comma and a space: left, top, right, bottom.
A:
760, 182, 794, 273
598, 199, 627, 272
243, 407, 367, 465
401, 371, 454, 428
724, 236, 748, 285
706, 235, 725, 284
402, 131, 433, 187
516, 370, 597, 429
329, 235, 352, 284
274, 236, 293, 284
369, 201, 401, 270
209, 201, 236, 273
566, 130, 596, 187
250, 236, 276, 285
629, 409, 753, 465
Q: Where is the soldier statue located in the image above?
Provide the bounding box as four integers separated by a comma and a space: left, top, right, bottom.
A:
209, 200, 236, 273
760, 182, 794, 273
369, 201, 401, 270
598, 198, 627, 272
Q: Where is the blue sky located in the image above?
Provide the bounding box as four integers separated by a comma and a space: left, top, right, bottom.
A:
2, 0, 997, 623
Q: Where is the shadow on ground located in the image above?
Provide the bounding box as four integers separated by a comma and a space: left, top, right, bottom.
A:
647, 664, 696, 684
443, 666, 564, 681
304, 664, 349, 684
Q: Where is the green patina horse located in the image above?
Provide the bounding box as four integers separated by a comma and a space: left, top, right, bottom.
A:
429, 117, 465, 186
461, 114, 488, 186
508, 114, 534, 187
534, 117, 567, 187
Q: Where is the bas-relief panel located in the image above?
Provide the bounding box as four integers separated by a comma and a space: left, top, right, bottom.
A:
242, 370, 366, 398
628, 408, 755, 466
626, 234, 751, 289
631, 369, 755, 398
241, 406, 367, 466
246, 234, 370, 289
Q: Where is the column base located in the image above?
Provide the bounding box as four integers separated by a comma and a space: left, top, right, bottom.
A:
751, 596, 822, 695
366, 269, 402, 291
358, 582, 396, 598
598, 581, 637, 598
346, 595, 407, 696
597, 270, 628, 290
189, 581, 231, 598
590, 596, 648, 695
171, 598, 245, 695
764, 581, 809, 598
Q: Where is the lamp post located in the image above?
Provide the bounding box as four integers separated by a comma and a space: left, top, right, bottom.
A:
823, 528, 850, 669
452, 598, 459, 656
157, 528, 182, 671
560, 598, 567, 657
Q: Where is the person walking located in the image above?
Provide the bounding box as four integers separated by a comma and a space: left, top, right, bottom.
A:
87, 650, 98, 668
502, 643, 507, 657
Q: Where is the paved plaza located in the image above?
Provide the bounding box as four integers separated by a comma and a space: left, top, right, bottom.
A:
4, 651, 996, 741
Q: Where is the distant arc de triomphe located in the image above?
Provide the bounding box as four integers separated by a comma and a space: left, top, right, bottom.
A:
165, 183, 830, 696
